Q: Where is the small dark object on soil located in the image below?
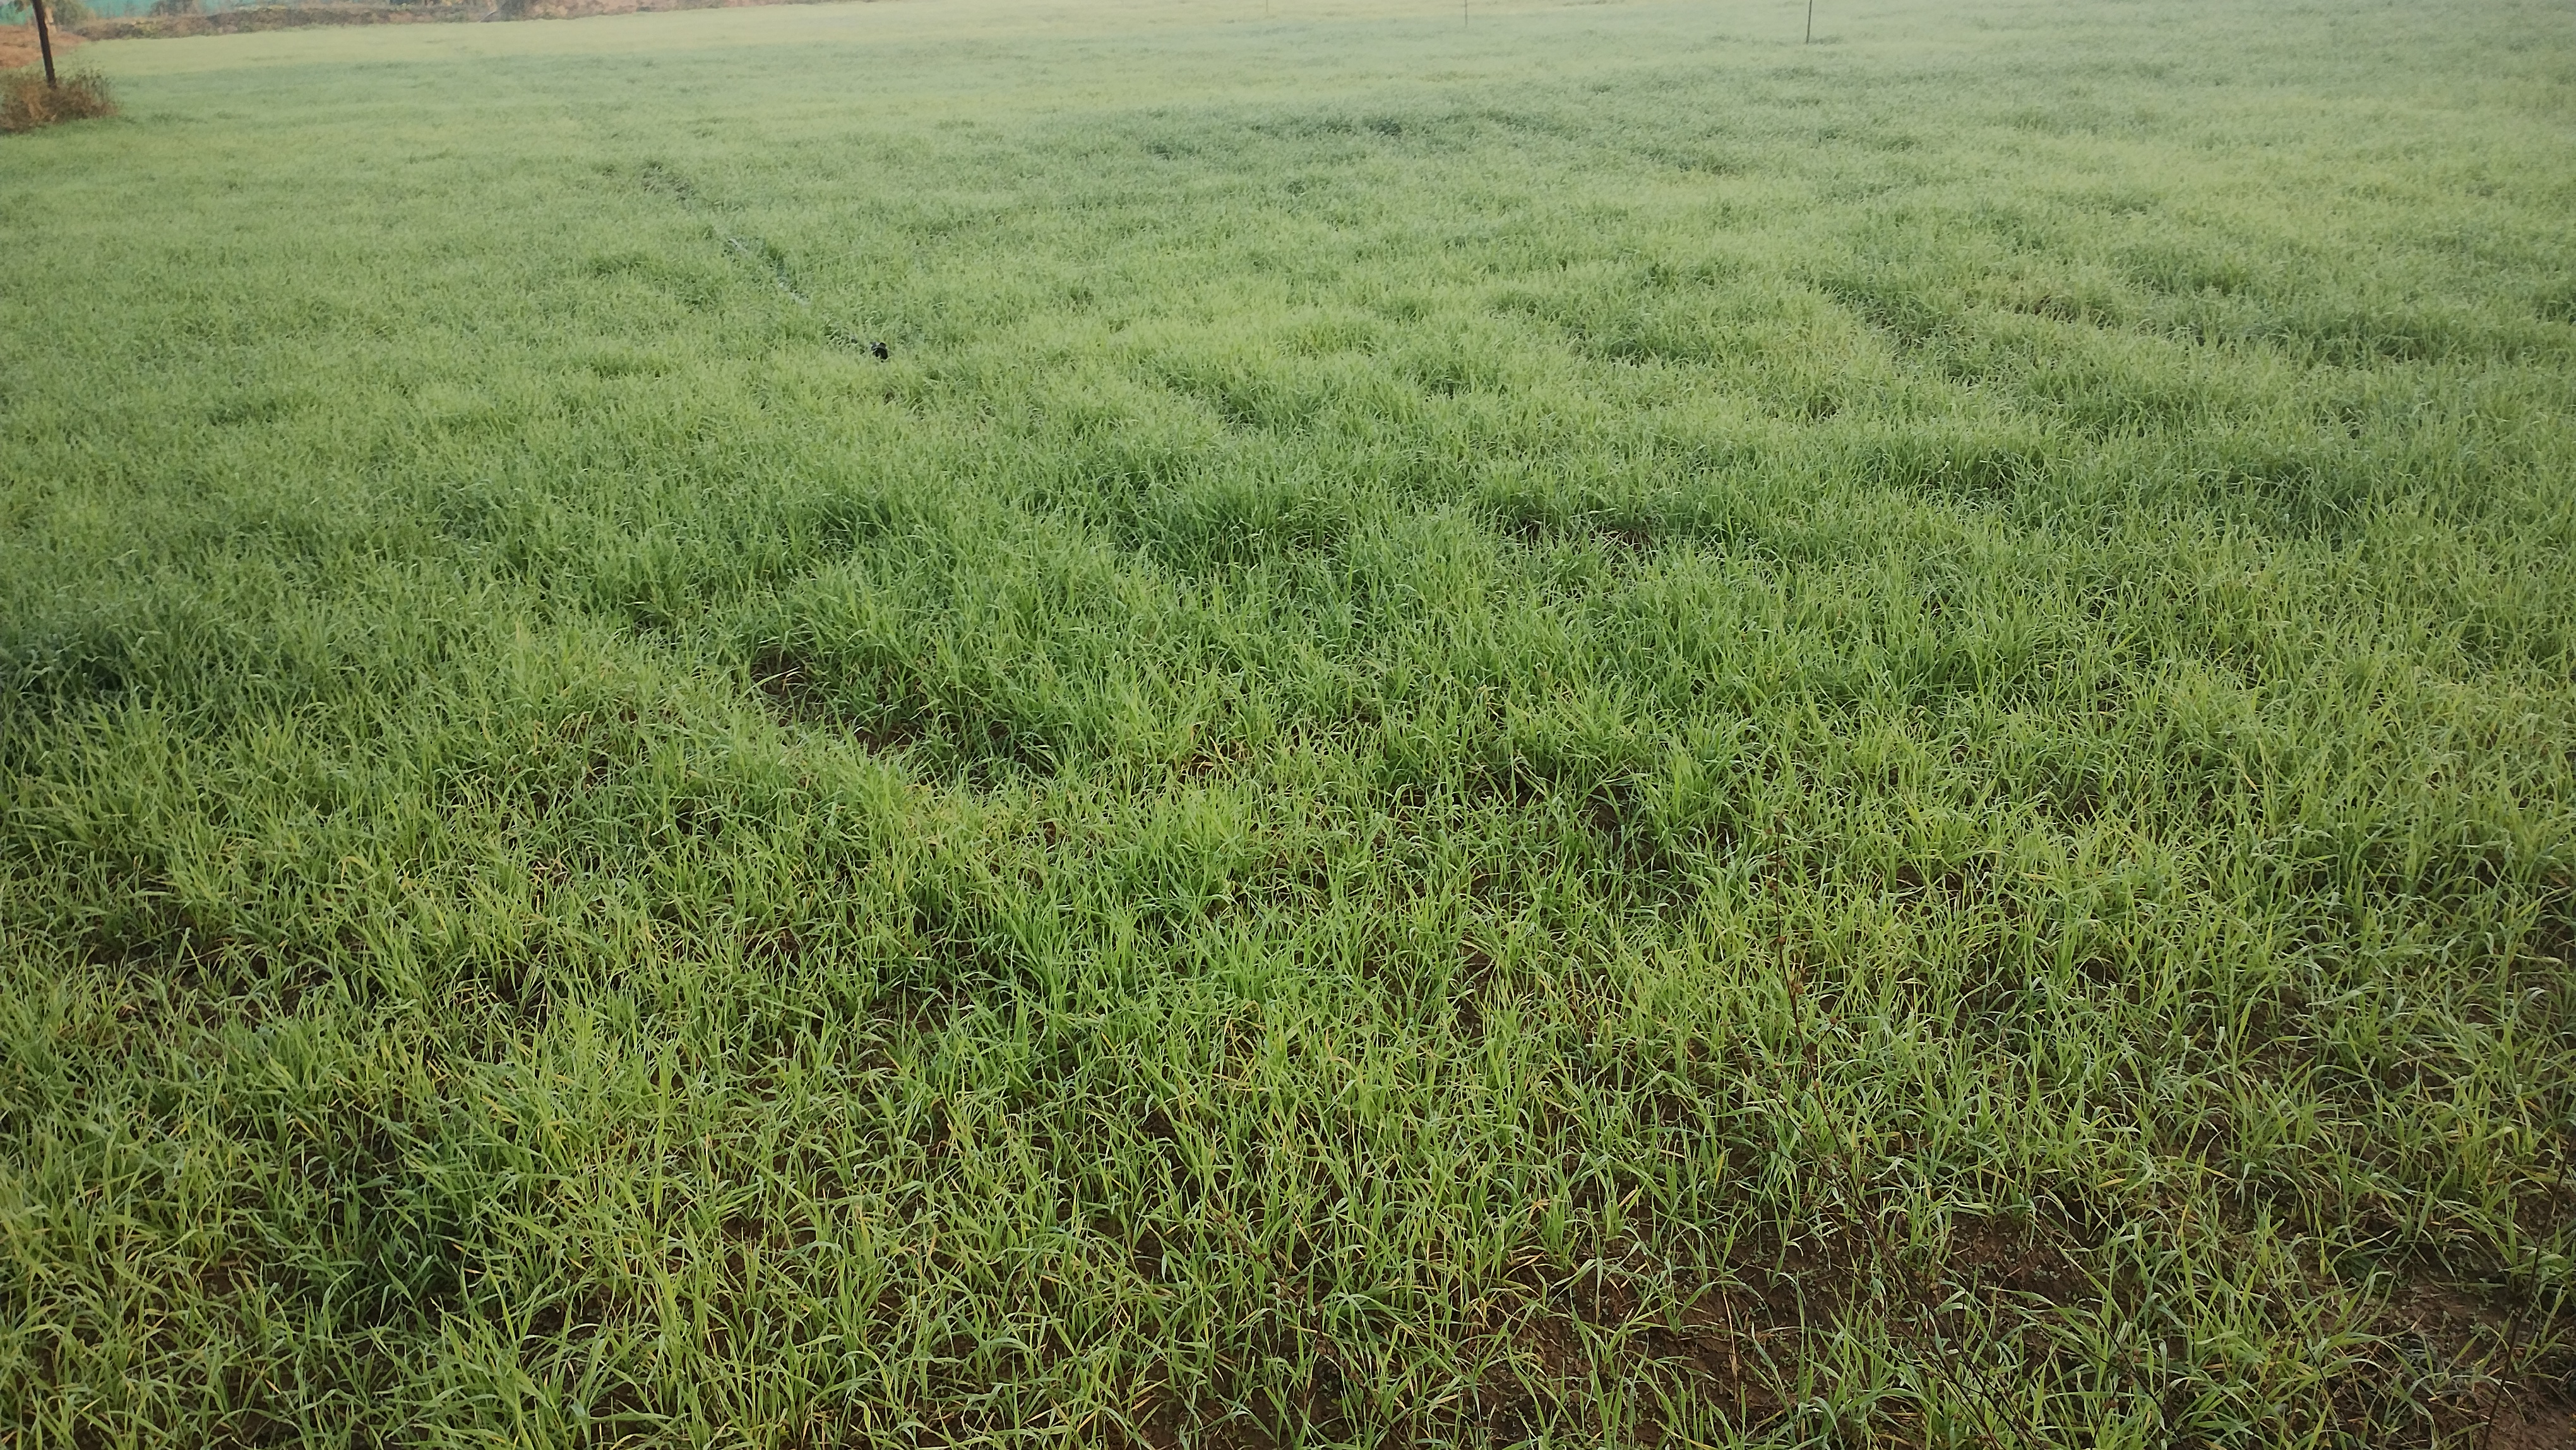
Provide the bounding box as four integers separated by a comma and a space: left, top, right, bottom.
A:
1, 67, 114, 132
871, 340, 890, 360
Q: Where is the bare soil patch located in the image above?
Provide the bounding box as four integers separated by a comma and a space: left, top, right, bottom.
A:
0, 23, 83, 69
73, 0, 863, 40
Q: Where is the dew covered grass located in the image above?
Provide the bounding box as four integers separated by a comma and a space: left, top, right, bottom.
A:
4, 0, 2575, 1442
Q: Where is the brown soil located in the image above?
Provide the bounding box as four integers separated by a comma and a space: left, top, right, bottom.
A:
2383, 1276, 2576, 1450
75, 4, 459, 36
0, 23, 85, 69
73, 0, 856, 41
1100, 1218, 2576, 1448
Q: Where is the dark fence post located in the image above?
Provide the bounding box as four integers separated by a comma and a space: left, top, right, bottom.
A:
30, 0, 59, 86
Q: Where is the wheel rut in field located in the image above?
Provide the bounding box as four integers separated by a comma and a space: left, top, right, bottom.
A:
636, 161, 811, 306
635, 161, 886, 355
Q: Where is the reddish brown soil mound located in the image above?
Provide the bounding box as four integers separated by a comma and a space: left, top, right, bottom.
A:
0, 23, 85, 70
74, 0, 852, 40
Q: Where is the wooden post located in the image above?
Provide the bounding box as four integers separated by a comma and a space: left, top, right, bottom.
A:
1804, 0, 1813, 43
30, 0, 59, 87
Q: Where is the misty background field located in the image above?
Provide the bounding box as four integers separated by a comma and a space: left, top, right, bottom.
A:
4, 0, 2574, 1442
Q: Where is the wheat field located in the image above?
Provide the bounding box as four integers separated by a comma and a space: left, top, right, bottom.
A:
4, 0, 2574, 1442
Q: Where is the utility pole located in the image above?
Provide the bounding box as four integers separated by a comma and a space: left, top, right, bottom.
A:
1804, 0, 1813, 43
30, 0, 59, 87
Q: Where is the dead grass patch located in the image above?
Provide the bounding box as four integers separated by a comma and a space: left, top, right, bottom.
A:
1, 66, 112, 132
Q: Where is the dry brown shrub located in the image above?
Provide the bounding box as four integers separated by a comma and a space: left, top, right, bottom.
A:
1, 67, 114, 132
